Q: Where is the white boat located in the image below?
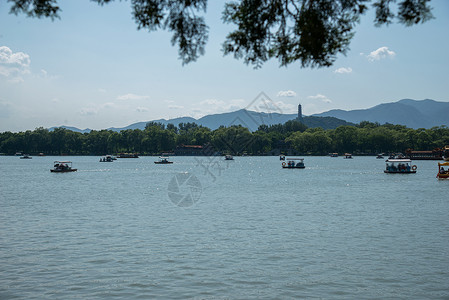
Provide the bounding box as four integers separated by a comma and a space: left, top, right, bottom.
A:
20, 154, 32, 159
384, 159, 416, 174
117, 153, 139, 158
225, 155, 234, 160
100, 155, 114, 162
282, 158, 305, 169
154, 156, 173, 164
51, 161, 77, 172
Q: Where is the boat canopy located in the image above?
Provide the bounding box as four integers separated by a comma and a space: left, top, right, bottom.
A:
438, 162, 449, 167
386, 159, 412, 163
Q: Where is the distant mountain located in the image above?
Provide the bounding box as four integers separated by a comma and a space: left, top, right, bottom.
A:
49, 99, 447, 133
199, 109, 297, 131
49, 126, 92, 133
106, 116, 197, 132
48, 109, 352, 133
313, 99, 449, 129
103, 109, 352, 132
303, 116, 355, 129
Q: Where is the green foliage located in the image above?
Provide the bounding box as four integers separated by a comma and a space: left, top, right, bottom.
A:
7, 0, 434, 67
303, 116, 354, 129
223, 0, 433, 68
286, 128, 332, 154
8, 0, 60, 19
257, 119, 307, 134
1, 123, 448, 156
212, 125, 253, 154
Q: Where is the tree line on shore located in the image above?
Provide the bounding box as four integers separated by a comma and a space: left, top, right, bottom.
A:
1, 120, 448, 156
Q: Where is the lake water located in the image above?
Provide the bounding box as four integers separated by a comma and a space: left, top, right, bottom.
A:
1, 156, 448, 299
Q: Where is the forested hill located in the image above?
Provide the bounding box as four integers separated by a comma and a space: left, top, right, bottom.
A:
302, 116, 354, 129
3, 121, 449, 156
49, 99, 447, 133
50, 109, 353, 133
313, 99, 449, 129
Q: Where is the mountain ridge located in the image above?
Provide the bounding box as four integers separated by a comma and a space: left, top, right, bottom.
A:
313, 98, 448, 128
50, 98, 448, 133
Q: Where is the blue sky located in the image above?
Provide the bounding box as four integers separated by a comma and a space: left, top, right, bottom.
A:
0, 0, 448, 132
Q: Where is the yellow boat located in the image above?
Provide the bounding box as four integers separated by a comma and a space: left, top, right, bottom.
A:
437, 162, 449, 179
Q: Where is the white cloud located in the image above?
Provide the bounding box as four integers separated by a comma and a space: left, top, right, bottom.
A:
168, 105, 184, 110
0, 46, 30, 68
190, 98, 246, 118
36, 68, 58, 80
136, 106, 150, 112
334, 67, 352, 74
228, 99, 246, 111
200, 98, 246, 111
274, 101, 296, 113
116, 93, 150, 101
80, 102, 118, 116
80, 107, 98, 116
307, 94, 332, 103
277, 90, 297, 97
367, 46, 396, 61
102, 102, 117, 109
250, 100, 296, 114
200, 98, 226, 106
0, 46, 31, 81
0, 101, 12, 118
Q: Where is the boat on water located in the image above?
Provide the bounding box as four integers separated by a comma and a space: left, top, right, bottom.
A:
20, 154, 32, 159
51, 161, 77, 173
384, 159, 416, 174
388, 153, 405, 159
376, 153, 384, 159
443, 146, 449, 161
437, 162, 449, 179
117, 153, 139, 158
282, 158, 305, 169
100, 155, 114, 162
280, 155, 285, 161
329, 153, 338, 157
344, 153, 353, 159
405, 148, 444, 160
154, 156, 173, 164
225, 155, 234, 160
